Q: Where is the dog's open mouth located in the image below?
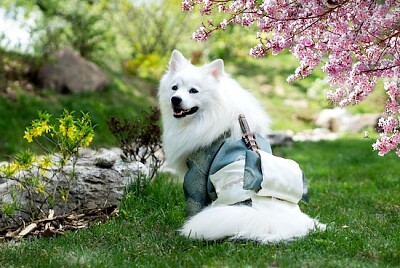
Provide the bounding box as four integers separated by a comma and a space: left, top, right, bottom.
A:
173, 107, 199, 118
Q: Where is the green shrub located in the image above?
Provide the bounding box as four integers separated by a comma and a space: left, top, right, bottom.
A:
0, 110, 95, 222
122, 53, 164, 78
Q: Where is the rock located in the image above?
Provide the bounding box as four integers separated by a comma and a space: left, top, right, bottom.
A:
274, 86, 285, 97
37, 47, 109, 93
259, 84, 272, 95
0, 148, 148, 225
350, 114, 380, 133
0, 179, 17, 204
293, 128, 340, 142
283, 99, 309, 109
94, 148, 118, 168
54, 158, 147, 213
268, 131, 294, 146
315, 108, 380, 133
315, 108, 352, 132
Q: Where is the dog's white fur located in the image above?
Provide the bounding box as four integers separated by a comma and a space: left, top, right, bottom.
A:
159, 50, 325, 243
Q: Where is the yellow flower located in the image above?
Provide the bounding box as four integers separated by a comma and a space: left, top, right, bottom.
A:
80, 134, 94, 147
0, 163, 19, 177
40, 120, 51, 133
10, 163, 19, 174
59, 124, 67, 137
59, 124, 76, 140
23, 130, 33, 143
67, 126, 77, 141
36, 183, 45, 195
40, 155, 53, 170
31, 126, 43, 137
39, 155, 53, 176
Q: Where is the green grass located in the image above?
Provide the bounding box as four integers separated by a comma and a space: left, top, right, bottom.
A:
225, 53, 330, 130
0, 74, 157, 160
225, 52, 386, 130
1, 138, 399, 267
0, 49, 387, 160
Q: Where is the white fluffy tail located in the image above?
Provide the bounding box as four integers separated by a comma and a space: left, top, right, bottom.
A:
180, 198, 325, 243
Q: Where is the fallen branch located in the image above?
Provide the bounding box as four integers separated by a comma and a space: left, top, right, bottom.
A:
0, 205, 118, 241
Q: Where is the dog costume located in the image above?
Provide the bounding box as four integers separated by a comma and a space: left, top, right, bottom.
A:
184, 130, 308, 217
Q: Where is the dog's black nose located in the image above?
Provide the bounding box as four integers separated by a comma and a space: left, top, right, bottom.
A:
171, 96, 182, 106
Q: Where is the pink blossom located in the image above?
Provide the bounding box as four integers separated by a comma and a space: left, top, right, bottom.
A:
241, 13, 254, 27
181, 0, 193, 12
245, 0, 256, 10
385, 81, 400, 100
192, 26, 209, 42
302, 39, 314, 47
377, 116, 399, 135
220, 19, 228, 30
385, 100, 400, 114
183, 0, 400, 156
249, 44, 267, 58
373, 132, 400, 156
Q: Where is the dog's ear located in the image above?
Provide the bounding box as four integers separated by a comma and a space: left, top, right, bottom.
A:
169, 50, 188, 73
206, 59, 224, 80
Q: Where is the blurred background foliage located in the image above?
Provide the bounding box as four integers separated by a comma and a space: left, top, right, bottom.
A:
0, 0, 386, 159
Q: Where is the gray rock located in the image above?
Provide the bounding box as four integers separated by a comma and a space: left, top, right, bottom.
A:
52, 160, 146, 213
293, 128, 340, 142
283, 99, 309, 109
315, 108, 380, 133
37, 47, 109, 93
0, 148, 148, 225
0, 180, 17, 204
94, 149, 118, 168
268, 131, 294, 146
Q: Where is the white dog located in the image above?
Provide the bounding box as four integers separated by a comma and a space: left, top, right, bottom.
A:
158, 50, 325, 243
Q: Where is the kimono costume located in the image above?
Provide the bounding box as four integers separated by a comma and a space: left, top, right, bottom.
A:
184, 133, 308, 217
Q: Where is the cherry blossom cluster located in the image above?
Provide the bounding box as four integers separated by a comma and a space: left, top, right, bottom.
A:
182, 0, 400, 156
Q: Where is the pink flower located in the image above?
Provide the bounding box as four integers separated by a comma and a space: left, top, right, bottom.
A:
181, 0, 193, 12
302, 39, 314, 47
249, 44, 267, 58
183, 0, 400, 157
385, 81, 400, 100
385, 100, 400, 114
373, 132, 400, 156
192, 27, 209, 42
220, 19, 228, 30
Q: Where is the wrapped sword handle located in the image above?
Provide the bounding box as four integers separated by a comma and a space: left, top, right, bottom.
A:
238, 114, 259, 151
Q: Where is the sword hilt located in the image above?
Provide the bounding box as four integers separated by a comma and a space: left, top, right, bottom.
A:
238, 114, 259, 151
239, 114, 250, 133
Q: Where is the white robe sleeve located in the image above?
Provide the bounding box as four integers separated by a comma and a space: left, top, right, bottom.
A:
256, 149, 303, 204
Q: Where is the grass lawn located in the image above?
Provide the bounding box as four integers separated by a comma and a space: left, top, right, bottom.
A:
0, 74, 157, 161
0, 138, 399, 267
225, 52, 386, 131
0, 49, 387, 161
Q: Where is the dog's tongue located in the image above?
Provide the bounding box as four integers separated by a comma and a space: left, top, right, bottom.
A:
173, 108, 188, 116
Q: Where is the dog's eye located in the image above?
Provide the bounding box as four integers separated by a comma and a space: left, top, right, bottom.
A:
189, 88, 198, 94
172, 85, 178, 91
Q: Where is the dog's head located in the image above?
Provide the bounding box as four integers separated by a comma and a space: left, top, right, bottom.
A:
159, 50, 225, 120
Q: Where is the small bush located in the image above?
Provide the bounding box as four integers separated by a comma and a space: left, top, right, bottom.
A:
122, 53, 164, 78
107, 107, 163, 180
0, 110, 95, 222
